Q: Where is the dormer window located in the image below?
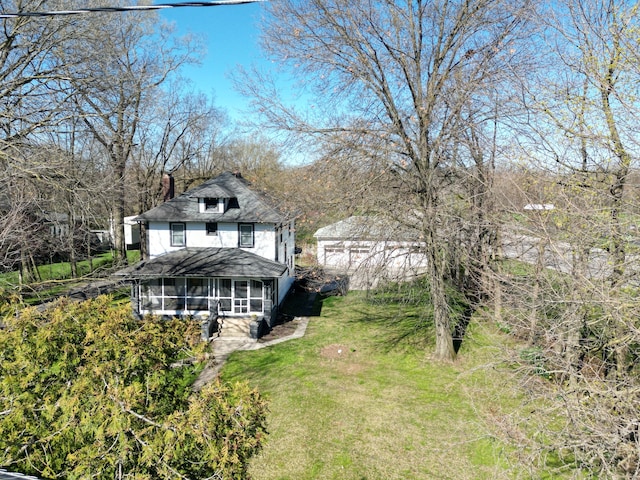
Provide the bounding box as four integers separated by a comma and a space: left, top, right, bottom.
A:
204, 198, 218, 211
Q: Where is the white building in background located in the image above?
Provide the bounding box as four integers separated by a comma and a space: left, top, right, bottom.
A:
314, 216, 428, 288
124, 216, 140, 249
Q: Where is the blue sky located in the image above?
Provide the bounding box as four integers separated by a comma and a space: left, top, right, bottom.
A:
159, 2, 267, 119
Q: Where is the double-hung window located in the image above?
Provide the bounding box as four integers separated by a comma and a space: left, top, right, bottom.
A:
170, 222, 186, 247
239, 223, 254, 248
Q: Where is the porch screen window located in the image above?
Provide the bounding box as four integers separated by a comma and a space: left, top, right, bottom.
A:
163, 277, 185, 311
239, 224, 254, 248
250, 280, 263, 312
170, 223, 186, 246
186, 278, 208, 310
141, 278, 162, 310
218, 279, 232, 312
139, 277, 265, 315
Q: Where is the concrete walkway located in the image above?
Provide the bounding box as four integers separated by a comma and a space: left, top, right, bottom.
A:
192, 316, 311, 390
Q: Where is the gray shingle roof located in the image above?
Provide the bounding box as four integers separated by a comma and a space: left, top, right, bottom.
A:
116, 248, 287, 278
314, 216, 422, 242
136, 172, 287, 224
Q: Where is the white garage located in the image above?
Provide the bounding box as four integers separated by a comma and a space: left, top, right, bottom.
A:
313, 216, 428, 286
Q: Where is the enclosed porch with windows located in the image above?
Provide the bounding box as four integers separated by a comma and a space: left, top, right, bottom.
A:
137, 276, 274, 317
115, 247, 289, 324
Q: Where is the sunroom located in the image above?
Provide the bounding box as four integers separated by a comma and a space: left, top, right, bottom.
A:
138, 277, 272, 317
116, 247, 288, 320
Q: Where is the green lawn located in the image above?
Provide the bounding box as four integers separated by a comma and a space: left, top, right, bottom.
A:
0, 250, 140, 304
221, 292, 550, 480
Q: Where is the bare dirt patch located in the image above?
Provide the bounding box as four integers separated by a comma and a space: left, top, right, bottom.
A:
320, 344, 366, 375
320, 343, 354, 359
258, 317, 301, 343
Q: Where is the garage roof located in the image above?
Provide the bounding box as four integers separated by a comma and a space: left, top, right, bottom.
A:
314, 216, 421, 242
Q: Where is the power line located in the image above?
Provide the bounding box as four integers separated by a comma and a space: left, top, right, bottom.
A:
0, 0, 263, 19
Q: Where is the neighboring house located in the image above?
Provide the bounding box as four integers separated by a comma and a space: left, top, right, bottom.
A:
116, 172, 296, 325
124, 215, 140, 250
43, 212, 112, 253
43, 211, 71, 238
314, 216, 428, 287
108, 215, 140, 250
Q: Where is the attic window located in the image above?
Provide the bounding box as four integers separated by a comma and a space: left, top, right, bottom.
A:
204, 198, 218, 211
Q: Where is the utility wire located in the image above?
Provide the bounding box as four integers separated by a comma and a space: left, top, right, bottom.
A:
0, 0, 263, 18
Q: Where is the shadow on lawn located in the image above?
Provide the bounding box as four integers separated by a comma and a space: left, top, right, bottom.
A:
347, 282, 474, 354
253, 290, 323, 345
280, 290, 323, 318
347, 306, 435, 353
348, 303, 476, 354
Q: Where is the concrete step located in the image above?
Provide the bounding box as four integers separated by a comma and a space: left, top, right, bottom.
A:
218, 317, 253, 338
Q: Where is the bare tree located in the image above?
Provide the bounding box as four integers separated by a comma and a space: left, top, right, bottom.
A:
59, 7, 201, 265
0, 1, 73, 152
486, 1, 640, 475
0, 1, 79, 274
240, 0, 533, 360
129, 84, 226, 258
519, 0, 640, 375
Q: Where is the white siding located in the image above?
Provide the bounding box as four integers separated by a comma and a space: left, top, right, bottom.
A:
147, 221, 278, 260
124, 216, 140, 246
278, 273, 295, 305
148, 222, 178, 257
316, 238, 429, 272
252, 224, 277, 260
275, 220, 296, 274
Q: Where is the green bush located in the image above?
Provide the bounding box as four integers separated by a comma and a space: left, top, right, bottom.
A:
0, 296, 267, 479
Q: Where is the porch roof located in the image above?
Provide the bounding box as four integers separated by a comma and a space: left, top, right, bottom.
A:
115, 248, 287, 279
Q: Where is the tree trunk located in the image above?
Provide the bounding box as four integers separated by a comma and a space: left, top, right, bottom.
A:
28, 251, 40, 283
87, 233, 93, 273
426, 230, 455, 361
529, 238, 546, 345
563, 246, 590, 388
112, 155, 128, 266
68, 217, 77, 278
69, 247, 77, 279
139, 222, 148, 260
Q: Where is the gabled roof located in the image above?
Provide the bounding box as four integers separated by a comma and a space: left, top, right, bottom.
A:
135, 172, 287, 224
115, 248, 288, 279
314, 216, 422, 242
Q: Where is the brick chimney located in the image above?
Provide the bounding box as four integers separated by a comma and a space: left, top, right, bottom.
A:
161, 173, 175, 202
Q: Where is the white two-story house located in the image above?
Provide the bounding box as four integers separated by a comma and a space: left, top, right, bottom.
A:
117, 172, 296, 325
